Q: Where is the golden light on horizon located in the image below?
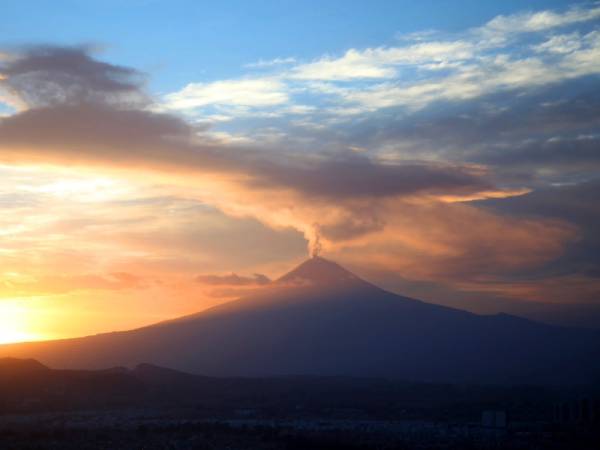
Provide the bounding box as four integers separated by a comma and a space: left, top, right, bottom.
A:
0, 299, 40, 344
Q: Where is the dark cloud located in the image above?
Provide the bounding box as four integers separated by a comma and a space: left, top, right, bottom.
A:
248, 156, 492, 200
480, 180, 600, 279
196, 272, 270, 286
480, 135, 600, 173
0, 46, 497, 207
1, 45, 146, 108
0, 104, 493, 202
0, 103, 198, 166
328, 77, 600, 185
417, 79, 599, 149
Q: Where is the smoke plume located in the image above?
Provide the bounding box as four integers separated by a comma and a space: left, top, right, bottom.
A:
309, 223, 323, 258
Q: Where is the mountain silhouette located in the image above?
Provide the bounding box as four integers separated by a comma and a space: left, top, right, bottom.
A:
0, 357, 145, 412
1, 257, 599, 384
2, 357, 570, 418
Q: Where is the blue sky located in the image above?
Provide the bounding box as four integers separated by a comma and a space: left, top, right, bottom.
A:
1, 0, 581, 92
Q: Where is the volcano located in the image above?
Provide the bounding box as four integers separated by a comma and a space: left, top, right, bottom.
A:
1, 257, 599, 384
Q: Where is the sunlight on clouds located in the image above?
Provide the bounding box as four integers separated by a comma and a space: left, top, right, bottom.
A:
164, 78, 289, 111
481, 5, 600, 36
244, 57, 297, 68
289, 49, 397, 80
532, 32, 582, 54
331, 199, 577, 286
0, 163, 308, 341
21, 176, 133, 202
333, 41, 600, 113
289, 41, 474, 81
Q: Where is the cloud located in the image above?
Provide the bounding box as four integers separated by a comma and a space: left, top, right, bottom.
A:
334, 34, 600, 113
479, 4, 600, 37
0, 272, 143, 297
195, 270, 273, 301
294, 4, 600, 85
481, 180, 600, 277
289, 49, 396, 81
349, 76, 600, 182
289, 41, 474, 81
532, 32, 582, 54
0, 45, 146, 110
244, 57, 297, 68
0, 103, 498, 204
163, 77, 289, 111
330, 198, 576, 281
196, 272, 270, 286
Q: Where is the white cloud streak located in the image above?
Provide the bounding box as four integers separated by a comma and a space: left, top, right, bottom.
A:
163, 78, 289, 110
244, 57, 297, 68
481, 4, 600, 35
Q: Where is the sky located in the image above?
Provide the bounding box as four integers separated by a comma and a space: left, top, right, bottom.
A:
1, 1, 600, 343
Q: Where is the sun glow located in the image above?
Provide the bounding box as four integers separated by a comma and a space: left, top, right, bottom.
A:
0, 300, 39, 344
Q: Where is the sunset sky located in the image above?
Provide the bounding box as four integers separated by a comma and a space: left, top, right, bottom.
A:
1, 0, 600, 343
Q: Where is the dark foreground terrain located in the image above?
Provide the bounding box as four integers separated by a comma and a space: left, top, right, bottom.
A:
0, 358, 599, 449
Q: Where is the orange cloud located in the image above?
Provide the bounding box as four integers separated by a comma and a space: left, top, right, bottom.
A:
330, 199, 577, 282
0, 272, 143, 297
